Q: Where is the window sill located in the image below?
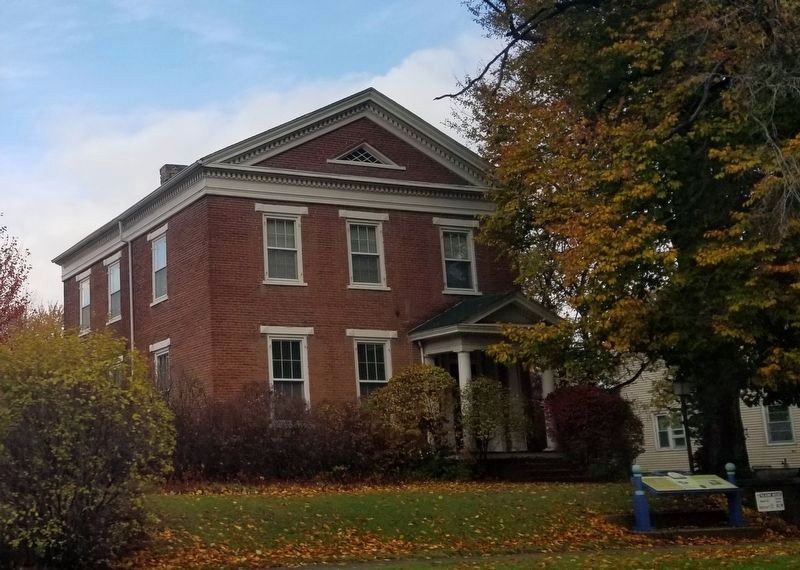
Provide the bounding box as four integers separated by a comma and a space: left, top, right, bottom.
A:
263, 280, 308, 287
654, 447, 687, 453
765, 441, 796, 447
443, 289, 482, 296
106, 315, 122, 325
348, 284, 391, 291
150, 296, 168, 307
79, 329, 91, 337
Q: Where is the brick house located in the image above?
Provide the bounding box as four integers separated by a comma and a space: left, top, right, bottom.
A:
53, 88, 559, 451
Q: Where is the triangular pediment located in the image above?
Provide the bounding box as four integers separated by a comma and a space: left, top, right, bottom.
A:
201, 88, 488, 186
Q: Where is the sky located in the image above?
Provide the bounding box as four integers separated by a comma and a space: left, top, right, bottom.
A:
0, 0, 498, 304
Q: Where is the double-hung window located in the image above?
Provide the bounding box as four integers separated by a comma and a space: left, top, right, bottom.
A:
654, 413, 687, 450
257, 204, 308, 285
434, 218, 480, 294
78, 272, 91, 332
347, 329, 396, 398
149, 338, 171, 394
340, 210, 389, 289
148, 224, 168, 304
106, 260, 121, 322
262, 326, 313, 411
766, 405, 794, 444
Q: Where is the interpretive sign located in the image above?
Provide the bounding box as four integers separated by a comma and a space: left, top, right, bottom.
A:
642, 474, 737, 494
755, 491, 785, 512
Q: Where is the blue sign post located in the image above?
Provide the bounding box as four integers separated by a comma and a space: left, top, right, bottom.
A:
631, 463, 746, 532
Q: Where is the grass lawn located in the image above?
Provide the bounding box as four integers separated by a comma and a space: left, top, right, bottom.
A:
122, 482, 799, 569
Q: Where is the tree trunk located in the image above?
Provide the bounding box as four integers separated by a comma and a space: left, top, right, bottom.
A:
694, 375, 750, 475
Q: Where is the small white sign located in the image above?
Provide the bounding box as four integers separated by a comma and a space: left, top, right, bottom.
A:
756, 491, 785, 512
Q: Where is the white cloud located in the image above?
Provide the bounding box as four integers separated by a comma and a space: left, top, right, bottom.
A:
0, 32, 499, 305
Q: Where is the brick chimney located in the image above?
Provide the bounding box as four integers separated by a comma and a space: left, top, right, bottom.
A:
159, 164, 187, 185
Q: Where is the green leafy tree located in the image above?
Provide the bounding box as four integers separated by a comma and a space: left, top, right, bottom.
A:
453, 1, 800, 472
0, 322, 175, 567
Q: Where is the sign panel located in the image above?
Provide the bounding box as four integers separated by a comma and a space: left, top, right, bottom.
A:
642, 474, 737, 493
755, 491, 785, 512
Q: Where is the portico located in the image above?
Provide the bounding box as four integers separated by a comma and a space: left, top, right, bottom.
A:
409, 292, 561, 452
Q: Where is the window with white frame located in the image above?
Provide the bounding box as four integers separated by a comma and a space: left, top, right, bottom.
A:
654, 413, 687, 450
154, 349, 170, 393
107, 261, 121, 321
262, 326, 313, 411
340, 211, 389, 289
766, 405, 794, 444
347, 329, 396, 398
79, 276, 91, 331
257, 204, 307, 285
151, 231, 167, 303
437, 224, 479, 294
150, 338, 171, 394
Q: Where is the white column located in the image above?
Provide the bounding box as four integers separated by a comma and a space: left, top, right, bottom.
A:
541, 368, 558, 451
457, 351, 473, 450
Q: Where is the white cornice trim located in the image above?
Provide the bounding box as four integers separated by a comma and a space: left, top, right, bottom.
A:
260, 325, 314, 336
338, 209, 389, 221
433, 217, 479, 228
102, 251, 122, 266
74, 269, 91, 282
255, 203, 308, 215
346, 329, 398, 339
58, 171, 495, 281
146, 223, 168, 241
149, 338, 171, 352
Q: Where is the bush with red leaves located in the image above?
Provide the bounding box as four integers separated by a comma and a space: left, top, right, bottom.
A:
546, 385, 643, 480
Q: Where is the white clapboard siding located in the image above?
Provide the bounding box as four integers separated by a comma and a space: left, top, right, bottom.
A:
622, 366, 800, 471
621, 369, 692, 472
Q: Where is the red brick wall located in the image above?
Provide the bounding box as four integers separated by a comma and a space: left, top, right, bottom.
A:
205, 195, 516, 404
62, 195, 516, 405
129, 199, 214, 393
255, 117, 471, 186
63, 248, 129, 342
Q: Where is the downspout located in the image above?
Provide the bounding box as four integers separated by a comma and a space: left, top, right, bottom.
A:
119, 221, 135, 350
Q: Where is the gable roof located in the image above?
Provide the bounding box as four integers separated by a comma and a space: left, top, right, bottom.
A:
408, 291, 560, 339
52, 88, 493, 273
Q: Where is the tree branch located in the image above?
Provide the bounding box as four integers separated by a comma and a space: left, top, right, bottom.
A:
608, 360, 650, 392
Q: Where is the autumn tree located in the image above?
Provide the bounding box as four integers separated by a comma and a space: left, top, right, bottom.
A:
453, 1, 800, 472
0, 220, 29, 340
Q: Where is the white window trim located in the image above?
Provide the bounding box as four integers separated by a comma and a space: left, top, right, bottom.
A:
339, 210, 389, 221
151, 234, 168, 305
345, 219, 390, 290
327, 143, 406, 171
352, 336, 393, 398
106, 260, 122, 325
149, 338, 171, 353
433, 217, 479, 228
439, 226, 480, 295
102, 251, 122, 266
74, 268, 91, 282
763, 405, 796, 446
262, 213, 307, 286
78, 276, 91, 334
255, 203, 308, 215
267, 334, 311, 404
346, 329, 398, 339
653, 413, 687, 451
260, 325, 314, 336
146, 223, 168, 242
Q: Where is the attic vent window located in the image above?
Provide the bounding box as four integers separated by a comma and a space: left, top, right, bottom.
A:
340, 147, 382, 164
327, 143, 406, 171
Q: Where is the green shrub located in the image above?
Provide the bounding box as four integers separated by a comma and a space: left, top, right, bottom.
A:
368, 364, 457, 455
545, 385, 643, 480
0, 324, 175, 567
462, 376, 526, 459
